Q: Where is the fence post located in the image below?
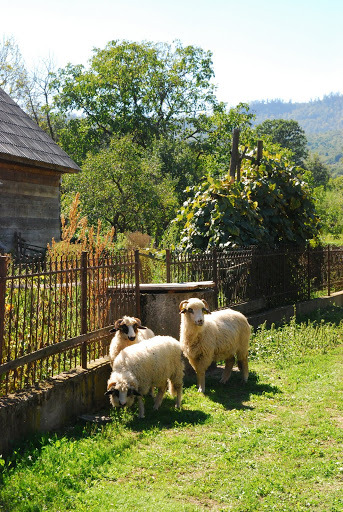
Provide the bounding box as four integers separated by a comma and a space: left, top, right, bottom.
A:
0, 256, 8, 365
229, 128, 240, 181
212, 249, 218, 309
81, 251, 88, 369
166, 249, 171, 283
307, 245, 311, 300
135, 250, 141, 318
327, 245, 331, 296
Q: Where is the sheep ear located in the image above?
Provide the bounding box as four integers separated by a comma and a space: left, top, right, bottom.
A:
134, 317, 146, 329
179, 300, 189, 313
201, 299, 211, 314
138, 325, 147, 330
109, 327, 118, 333
114, 319, 123, 329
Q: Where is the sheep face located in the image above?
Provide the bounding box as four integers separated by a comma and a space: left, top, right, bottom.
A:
110, 316, 146, 342
105, 380, 140, 409
179, 298, 211, 326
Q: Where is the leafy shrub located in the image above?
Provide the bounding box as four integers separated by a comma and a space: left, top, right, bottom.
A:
174, 150, 321, 251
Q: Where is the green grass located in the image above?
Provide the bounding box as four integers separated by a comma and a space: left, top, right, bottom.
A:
0, 306, 342, 512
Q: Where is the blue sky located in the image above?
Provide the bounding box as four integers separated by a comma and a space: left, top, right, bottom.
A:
2, 0, 343, 107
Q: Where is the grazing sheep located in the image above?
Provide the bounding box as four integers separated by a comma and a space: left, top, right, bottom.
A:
105, 336, 184, 418
179, 298, 250, 393
108, 316, 154, 366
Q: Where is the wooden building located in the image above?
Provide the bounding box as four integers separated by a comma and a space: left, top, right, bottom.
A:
0, 87, 80, 256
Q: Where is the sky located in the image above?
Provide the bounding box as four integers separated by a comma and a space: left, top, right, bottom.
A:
2, 0, 343, 107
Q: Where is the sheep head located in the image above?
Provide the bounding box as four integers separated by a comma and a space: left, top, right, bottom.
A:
179, 298, 211, 326
105, 378, 141, 408
109, 316, 147, 341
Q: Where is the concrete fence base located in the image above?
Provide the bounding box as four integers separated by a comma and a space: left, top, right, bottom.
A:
1, 290, 342, 456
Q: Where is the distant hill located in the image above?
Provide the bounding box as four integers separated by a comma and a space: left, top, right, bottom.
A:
249, 93, 343, 176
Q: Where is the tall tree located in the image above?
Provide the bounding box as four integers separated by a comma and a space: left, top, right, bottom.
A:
255, 119, 308, 166
305, 153, 330, 188
53, 40, 217, 163
61, 134, 178, 240
0, 36, 28, 102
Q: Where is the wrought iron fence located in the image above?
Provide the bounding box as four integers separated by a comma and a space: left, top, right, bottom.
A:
0, 251, 136, 394
0, 245, 342, 395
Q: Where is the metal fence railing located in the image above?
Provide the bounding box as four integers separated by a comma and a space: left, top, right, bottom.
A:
0, 251, 136, 394
0, 245, 342, 395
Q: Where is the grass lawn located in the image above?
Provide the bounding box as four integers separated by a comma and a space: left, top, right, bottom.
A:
0, 307, 342, 512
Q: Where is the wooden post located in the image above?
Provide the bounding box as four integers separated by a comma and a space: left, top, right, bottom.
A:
166, 249, 171, 283
257, 140, 263, 166
229, 128, 240, 181
0, 256, 8, 365
135, 250, 141, 318
80, 251, 88, 369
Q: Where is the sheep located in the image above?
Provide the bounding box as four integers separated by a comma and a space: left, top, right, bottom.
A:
108, 316, 155, 366
179, 297, 250, 393
105, 335, 184, 418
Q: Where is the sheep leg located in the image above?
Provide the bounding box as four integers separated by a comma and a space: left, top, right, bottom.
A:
174, 385, 182, 408
238, 356, 249, 383
220, 356, 235, 384
153, 384, 167, 410
137, 396, 145, 418
196, 372, 206, 393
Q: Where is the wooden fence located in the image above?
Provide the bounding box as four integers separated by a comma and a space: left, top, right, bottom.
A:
0, 245, 342, 395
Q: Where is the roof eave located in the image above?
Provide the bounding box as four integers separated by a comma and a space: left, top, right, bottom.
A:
0, 152, 81, 174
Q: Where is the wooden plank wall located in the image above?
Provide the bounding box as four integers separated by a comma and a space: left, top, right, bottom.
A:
0, 162, 62, 253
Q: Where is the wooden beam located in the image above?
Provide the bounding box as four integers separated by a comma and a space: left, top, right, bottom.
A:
229, 128, 240, 180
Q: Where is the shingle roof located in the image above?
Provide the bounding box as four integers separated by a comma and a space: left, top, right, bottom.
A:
0, 87, 80, 173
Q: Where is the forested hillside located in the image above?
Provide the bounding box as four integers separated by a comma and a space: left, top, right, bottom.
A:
250, 93, 343, 175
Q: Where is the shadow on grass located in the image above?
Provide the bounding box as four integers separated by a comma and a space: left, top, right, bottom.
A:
184, 368, 281, 411
296, 304, 343, 326
126, 403, 209, 432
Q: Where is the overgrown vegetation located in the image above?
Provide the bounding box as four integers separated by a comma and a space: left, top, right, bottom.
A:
175, 151, 320, 251
0, 306, 342, 512
3, 37, 340, 249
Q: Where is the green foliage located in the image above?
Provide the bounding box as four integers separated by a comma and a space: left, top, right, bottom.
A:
251, 94, 343, 176
255, 118, 308, 166
175, 150, 320, 251
307, 129, 343, 177
53, 40, 217, 162
62, 134, 178, 241
304, 153, 330, 188
314, 176, 343, 240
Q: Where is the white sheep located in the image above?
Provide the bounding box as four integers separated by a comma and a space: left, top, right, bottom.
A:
179, 297, 250, 393
105, 336, 184, 418
108, 316, 155, 366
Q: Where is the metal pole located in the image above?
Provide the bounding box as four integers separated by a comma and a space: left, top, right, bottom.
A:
166, 249, 171, 283
0, 256, 8, 365
81, 251, 88, 369
327, 245, 331, 296
213, 249, 218, 309
135, 250, 141, 318
307, 245, 311, 300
